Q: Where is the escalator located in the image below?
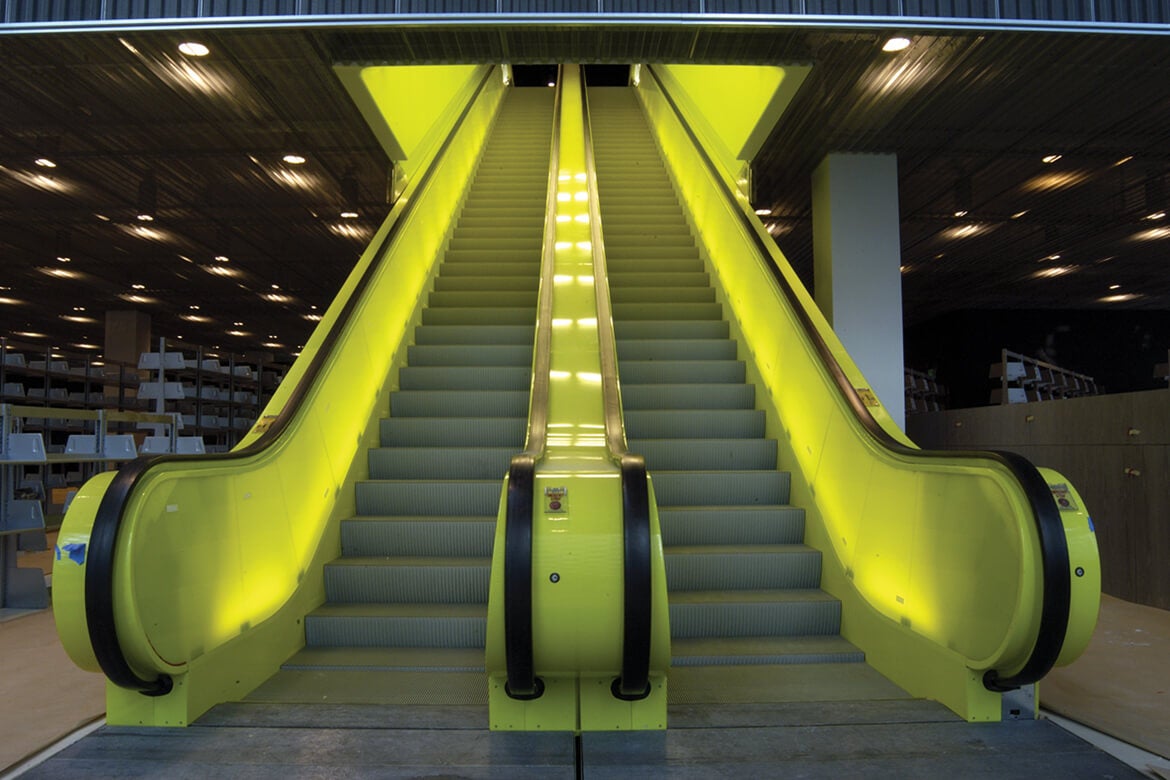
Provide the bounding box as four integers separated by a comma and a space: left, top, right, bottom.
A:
248, 89, 555, 702
590, 89, 869, 696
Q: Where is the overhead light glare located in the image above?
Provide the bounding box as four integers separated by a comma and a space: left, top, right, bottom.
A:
95, 213, 110, 221
1033, 266, 1076, 279
1042, 154, 1063, 164
1133, 227, 1170, 241
203, 264, 241, 277
1010, 211, 1028, 219
14, 331, 46, 338
882, 36, 912, 52
754, 208, 772, 216
0, 297, 24, 305
952, 210, 968, 218
1115, 156, 1134, 166
131, 283, 146, 290
1144, 211, 1166, 221
34, 158, 57, 168
56, 256, 71, 263
119, 294, 157, 304
942, 223, 992, 240
339, 210, 360, 219
61, 315, 99, 324
304, 313, 322, 322
181, 314, 212, 323
38, 267, 80, 279
1099, 293, 1141, 303
262, 293, 293, 303
226, 329, 250, 337
178, 41, 211, 57
282, 153, 306, 165
136, 213, 155, 222
1109, 284, 1121, 290
547, 81, 555, 87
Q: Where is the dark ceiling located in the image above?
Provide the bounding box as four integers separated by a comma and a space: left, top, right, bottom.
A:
1, 23, 1169, 365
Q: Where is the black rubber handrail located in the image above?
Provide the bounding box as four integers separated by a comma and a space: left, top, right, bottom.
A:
84, 65, 499, 696
503, 67, 562, 701
581, 77, 653, 701
644, 64, 1069, 692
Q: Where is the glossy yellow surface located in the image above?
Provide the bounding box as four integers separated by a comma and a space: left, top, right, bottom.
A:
53, 64, 505, 726
634, 68, 1099, 721
486, 66, 669, 732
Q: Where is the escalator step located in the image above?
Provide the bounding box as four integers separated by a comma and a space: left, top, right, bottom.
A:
282, 646, 486, 672
617, 339, 734, 361
390, 389, 528, 417
379, 417, 525, 447
341, 516, 495, 557
615, 320, 728, 340
432, 275, 539, 292
613, 302, 722, 321
368, 446, 517, 480
621, 383, 754, 410
652, 470, 791, 506
632, 438, 776, 471
658, 506, 805, 546
413, 324, 535, 345
421, 307, 534, 326
605, 258, 705, 274
406, 344, 533, 367
324, 557, 490, 604
427, 290, 537, 308
304, 603, 486, 649
669, 590, 842, 639
609, 271, 709, 289
671, 636, 865, 667
398, 365, 531, 391
620, 360, 744, 384
438, 262, 540, 277
665, 546, 822, 591
624, 409, 765, 439
356, 480, 501, 516
611, 287, 714, 304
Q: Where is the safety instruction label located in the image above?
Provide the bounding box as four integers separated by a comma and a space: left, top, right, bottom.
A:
545, 486, 567, 514
1049, 483, 1079, 512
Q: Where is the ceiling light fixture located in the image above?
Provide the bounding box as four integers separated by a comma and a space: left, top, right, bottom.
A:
952, 210, 968, 218
882, 36, 911, 52
1109, 284, 1121, 290
282, 153, 306, 165
547, 81, 555, 87
1099, 293, 1141, 303
1115, 156, 1134, 166
754, 208, 772, 216
1041, 154, 1062, 164
131, 283, 146, 290
226, 329, 249, 337
339, 210, 359, 220
56, 256, 71, 263
214, 255, 230, 262
1010, 211, 1028, 219
34, 157, 56, 168
1033, 266, 1076, 279
178, 41, 210, 57
14, 331, 46, 338
1145, 211, 1166, 220
0, 297, 24, 305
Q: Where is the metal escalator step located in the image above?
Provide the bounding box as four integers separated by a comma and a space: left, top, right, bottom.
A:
611, 286, 714, 304
615, 320, 728, 340
282, 646, 486, 672
658, 506, 805, 546
390, 389, 528, 417
664, 546, 822, 591
609, 272, 709, 289
398, 365, 530, 391
439, 262, 540, 277
341, 516, 495, 557
427, 290, 536, 308
624, 408, 765, 439
379, 417, 525, 447
668, 590, 842, 639
617, 339, 734, 361
324, 557, 490, 604
432, 275, 539, 292
620, 360, 744, 384
652, 470, 791, 506
621, 383, 754, 410
632, 438, 776, 471
421, 307, 534, 326
356, 480, 502, 516
304, 603, 486, 648
613, 302, 722, 321
605, 258, 705, 274
406, 344, 532, 367
368, 446, 516, 480
413, 325, 535, 345
670, 636, 864, 667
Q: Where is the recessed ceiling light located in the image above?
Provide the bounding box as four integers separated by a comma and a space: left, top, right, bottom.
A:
1041, 154, 1062, 164
282, 154, 306, 165
1133, 227, 1170, 241
1011, 211, 1028, 219
56, 256, 71, 263
262, 293, 293, 303
271, 284, 280, 290
120, 294, 157, 304
131, 283, 146, 289
203, 264, 240, 277
14, 331, 46, 338
1033, 266, 1076, 279
95, 213, 110, 221
1045, 254, 1062, 261
304, 313, 322, 321
189, 304, 200, 310
1115, 156, 1134, 166
178, 42, 210, 57
61, 315, 99, 324
136, 213, 154, 222
226, 329, 249, 337
942, 223, 992, 240
39, 267, 79, 279
310, 305, 318, 310
0, 297, 24, 305
73, 306, 85, 311
181, 314, 212, 323
233, 321, 244, 326
339, 210, 359, 219
754, 208, 772, 216
952, 210, 968, 218
34, 158, 57, 168
547, 81, 555, 87
882, 36, 912, 52
1145, 211, 1166, 220
1109, 284, 1121, 290
214, 255, 230, 262
1099, 293, 1141, 303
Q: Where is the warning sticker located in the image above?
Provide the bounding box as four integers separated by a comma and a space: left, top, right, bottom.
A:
856, 388, 880, 407
545, 486, 567, 514
1049, 483, 1079, 512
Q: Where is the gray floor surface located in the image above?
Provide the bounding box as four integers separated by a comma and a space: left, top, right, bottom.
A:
19, 700, 1147, 779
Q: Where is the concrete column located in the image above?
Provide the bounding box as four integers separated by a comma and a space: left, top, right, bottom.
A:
812, 153, 905, 429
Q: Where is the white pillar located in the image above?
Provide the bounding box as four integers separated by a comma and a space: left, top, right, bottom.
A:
812, 153, 905, 429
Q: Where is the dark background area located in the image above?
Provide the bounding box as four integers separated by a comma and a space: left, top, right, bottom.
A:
905, 310, 1170, 408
